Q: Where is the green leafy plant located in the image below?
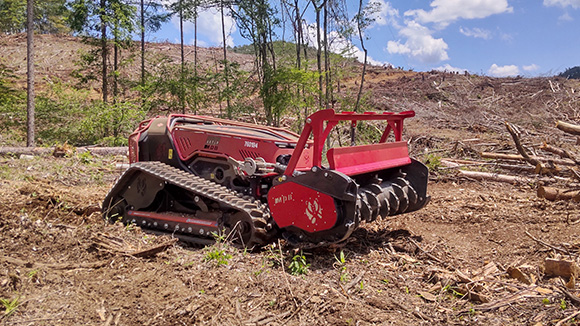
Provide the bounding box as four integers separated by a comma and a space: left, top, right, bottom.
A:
335, 250, 346, 265
0, 297, 20, 317
424, 153, 442, 171
26, 269, 39, 279
78, 151, 93, 164
542, 298, 550, 305
204, 231, 232, 266
560, 298, 567, 310
334, 250, 349, 282
203, 247, 232, 266
210, 230, 227, 243
288, 251, 310, 276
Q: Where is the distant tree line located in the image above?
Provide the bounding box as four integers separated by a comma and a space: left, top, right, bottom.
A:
560, 66, 580, 80
1, 0, 384, 146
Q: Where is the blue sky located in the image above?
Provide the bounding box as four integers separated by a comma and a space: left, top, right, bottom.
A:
153, 0, 580, 77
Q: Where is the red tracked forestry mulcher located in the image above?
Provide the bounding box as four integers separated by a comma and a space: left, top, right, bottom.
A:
103, 109, 429, 248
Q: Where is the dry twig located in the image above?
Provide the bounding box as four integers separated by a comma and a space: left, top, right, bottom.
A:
524, 231, 569, 255
555, 310, 580, 326
559, 286, 580, 306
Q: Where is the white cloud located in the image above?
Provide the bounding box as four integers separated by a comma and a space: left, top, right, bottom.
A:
435, 64, 468, 73
369, 0, 399, 26
303, 23, 386, 66
386, 20, 449, 63
488, 64, 520, 77
459, 27, 491, 39
544, 0, 580, 8
499, 32, 514, 42
405, 0, 513, 27
558, 12, 574, 21
170, 6, 236, 47
523, 64, 539, 72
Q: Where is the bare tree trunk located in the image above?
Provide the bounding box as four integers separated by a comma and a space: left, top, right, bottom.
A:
220, 1, 231, 118
354, 0, 367, 113
294, 0, 301, 70
351, 0, 367, 145
26, 0, 35, 147
193, 6, 198, 114
100, 0, 108, 103
314, 1, 323, 109
140, 0, 145, 88
179, 0, 185, 113
323, 1, 330, 108
113, 38, 118, 103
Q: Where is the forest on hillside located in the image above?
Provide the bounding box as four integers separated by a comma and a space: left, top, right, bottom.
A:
2, 0, 579, 148
0, 0, 390, 147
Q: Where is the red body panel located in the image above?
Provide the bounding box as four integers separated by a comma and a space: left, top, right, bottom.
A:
267, 182, 337, 232
172, 127, 311, 168
128, 114, 314, 168
128, 118, 156, 163
327, 141, 411, 176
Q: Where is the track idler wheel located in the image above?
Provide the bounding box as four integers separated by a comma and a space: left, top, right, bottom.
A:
225, 211, 271, 249
103, 196, 128, 224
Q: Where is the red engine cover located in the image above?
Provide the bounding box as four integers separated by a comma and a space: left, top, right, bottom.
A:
268, 182, 337, 233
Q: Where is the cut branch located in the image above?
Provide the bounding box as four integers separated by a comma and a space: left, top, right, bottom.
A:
505, 122, 545, 172
458, 170, 532, 184
556, 120, 580, 136
480, 152, 576, 166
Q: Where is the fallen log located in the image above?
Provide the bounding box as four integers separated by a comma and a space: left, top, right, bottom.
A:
440, 159, 494, 170
495, 163, 535, 173
0, 146, 128, 157
556, 120, 580, 136
480, 152, 576, 166
442, 159, 540, 174
458, 170, 532, 184
537, 186, 580, 201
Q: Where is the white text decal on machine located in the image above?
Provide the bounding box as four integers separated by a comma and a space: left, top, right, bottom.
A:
244, 141, 258, 148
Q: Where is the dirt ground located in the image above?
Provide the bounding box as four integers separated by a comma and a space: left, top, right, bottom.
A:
0, 145, 579, 326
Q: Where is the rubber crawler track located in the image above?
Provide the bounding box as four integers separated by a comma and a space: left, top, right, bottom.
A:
103, 161, 274, 248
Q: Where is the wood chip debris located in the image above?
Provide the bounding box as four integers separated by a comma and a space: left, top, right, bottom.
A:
92, 232, 178, 258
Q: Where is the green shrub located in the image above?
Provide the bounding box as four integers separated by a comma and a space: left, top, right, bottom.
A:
424, 153, 442, 171
288, 252, 310, 276
34, 80, 146, 146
